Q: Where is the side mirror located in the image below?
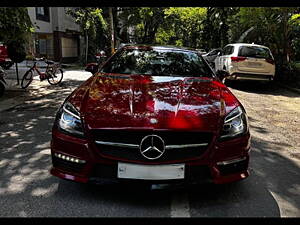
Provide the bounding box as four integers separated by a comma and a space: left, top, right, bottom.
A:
217, 51, 222, 56
85, 63, 99, 75
215, 70, 230, 82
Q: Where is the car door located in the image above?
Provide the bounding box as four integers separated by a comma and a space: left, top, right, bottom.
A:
214, 50, 223, 71
205, 49, 220, 63
216, 46, 233, 71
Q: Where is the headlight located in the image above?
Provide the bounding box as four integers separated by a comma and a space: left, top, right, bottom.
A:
55, 101, 84, 138
219, 106, 248, 141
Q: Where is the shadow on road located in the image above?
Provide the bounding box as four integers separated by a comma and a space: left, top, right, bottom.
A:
226, 80, 299, 97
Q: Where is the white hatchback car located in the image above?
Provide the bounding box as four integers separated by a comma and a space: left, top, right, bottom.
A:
215, 43, 275, 81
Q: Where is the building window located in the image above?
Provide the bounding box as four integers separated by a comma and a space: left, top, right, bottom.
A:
34, 34, 54, 59
36, 7, 50, 22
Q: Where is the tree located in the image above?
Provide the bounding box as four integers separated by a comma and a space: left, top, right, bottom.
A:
117, 7, 165, 44
67, 7, 107, 64
0, 8, 33, 84
157, 7, 206, 48
0, 7, 33, 45
202, 7, 239, 49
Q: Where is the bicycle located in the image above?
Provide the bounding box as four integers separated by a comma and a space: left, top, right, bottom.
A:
21, 57, 63, 89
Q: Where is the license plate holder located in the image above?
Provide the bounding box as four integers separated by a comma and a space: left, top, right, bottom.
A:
117, 162, 185, 180
248, 62, 261, 67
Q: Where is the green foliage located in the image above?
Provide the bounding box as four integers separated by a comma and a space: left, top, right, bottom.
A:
202, 7, 240, 49
289, 12, 300, 61
67, 7, 107, 38
66, 7, 107, 63
118, 7, 165, 44
0, 7, 33, 45
157, 7, 206, 48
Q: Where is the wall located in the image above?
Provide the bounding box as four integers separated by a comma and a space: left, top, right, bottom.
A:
27, 7, 53, 34
53, 7, 80, 32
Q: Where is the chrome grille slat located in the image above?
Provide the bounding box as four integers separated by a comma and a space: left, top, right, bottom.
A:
165, 143, 208, 149
95, 141, 139, 149
95, 141, 208, 149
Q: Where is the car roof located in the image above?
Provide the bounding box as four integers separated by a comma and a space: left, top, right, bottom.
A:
226, 43, 270, 49
123, 44, 198, 53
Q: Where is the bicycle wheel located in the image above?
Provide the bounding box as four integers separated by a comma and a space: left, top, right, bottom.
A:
21, 70, 33, 89
47, 68, 63, 85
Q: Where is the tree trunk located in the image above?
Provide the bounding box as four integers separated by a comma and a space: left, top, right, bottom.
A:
109, 7, 115, 55
85, 31, 88, 64
282, 9, 290, 65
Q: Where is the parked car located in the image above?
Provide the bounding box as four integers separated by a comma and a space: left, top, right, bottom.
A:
215, 43, 275, 82
50, 45, 250, 185
202, 48, 222, 69
0, 43, 13, 70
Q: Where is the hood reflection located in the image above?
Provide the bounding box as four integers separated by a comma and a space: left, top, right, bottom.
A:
83, 74, 223, 130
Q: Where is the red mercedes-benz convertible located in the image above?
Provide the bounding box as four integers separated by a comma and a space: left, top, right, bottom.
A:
50, 45, 250, 184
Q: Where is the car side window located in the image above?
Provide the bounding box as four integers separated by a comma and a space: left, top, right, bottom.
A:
223, 46, 234, 55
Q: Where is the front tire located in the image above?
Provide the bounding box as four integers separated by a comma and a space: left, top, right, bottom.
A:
21, 70, 33, 89
47, 69, 63, 85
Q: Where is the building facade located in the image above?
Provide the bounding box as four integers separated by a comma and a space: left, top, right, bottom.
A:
27, 7, 82, 63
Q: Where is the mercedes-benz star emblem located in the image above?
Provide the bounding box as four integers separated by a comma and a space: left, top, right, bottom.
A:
150, 118, 158, 124
139, 135, 165, 160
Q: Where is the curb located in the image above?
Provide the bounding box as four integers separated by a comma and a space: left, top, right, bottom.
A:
276, 83, 300, 95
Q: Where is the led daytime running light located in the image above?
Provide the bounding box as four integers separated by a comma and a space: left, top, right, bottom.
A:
54, 153, 86, 164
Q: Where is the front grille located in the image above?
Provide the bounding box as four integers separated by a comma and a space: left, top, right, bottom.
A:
52, 156, 85, 173
91, 130, 213, 163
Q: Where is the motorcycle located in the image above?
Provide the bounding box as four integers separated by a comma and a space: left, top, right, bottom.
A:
0, 66, 7, 97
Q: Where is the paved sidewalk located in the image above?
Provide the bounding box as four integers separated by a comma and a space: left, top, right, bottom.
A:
0, 69, 91, 112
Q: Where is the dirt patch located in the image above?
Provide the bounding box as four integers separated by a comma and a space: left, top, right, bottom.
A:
228, 81, 300, 163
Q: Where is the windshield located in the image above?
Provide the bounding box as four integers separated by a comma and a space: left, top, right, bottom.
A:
100, 48, 214, 77
238, 46, 272, 59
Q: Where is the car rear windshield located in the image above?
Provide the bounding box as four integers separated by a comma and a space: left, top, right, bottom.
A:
238, 46, 272, 59
100, 48, 214, 77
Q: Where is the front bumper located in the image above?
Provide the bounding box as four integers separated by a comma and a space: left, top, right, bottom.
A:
50, 129, 251, 185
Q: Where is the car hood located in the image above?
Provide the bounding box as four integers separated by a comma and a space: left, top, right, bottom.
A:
68, 73, 240, 131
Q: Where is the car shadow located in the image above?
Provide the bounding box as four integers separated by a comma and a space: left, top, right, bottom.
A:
226, 80, 300, 97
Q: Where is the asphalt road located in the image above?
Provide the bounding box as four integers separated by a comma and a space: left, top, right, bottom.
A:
0, 72, 299, 217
